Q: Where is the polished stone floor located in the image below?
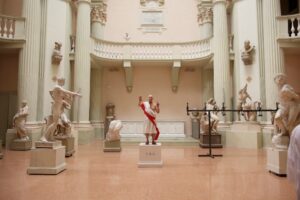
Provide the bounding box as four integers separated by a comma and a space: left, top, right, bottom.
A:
0, 141, 296, 200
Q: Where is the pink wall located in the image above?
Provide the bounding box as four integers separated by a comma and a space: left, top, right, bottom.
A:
285, 53, 300, 93
0, 52, 19, 92
102, 63, 203, 135
104, 0, 200, 42
0, 0, 22, 16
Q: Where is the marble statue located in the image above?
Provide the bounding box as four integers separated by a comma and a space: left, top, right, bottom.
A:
105, 120, 123, 142
242, 101, 261, 122
272, 73, 300, 146
41, 78, 81, 142
201, 98, 219, 134
104, 103, 116, 137
13, 100, 29, 140
241, 40, 255, 65
237, 84, 252, 121
139, 95, 160, 145
52, 42, 63, 65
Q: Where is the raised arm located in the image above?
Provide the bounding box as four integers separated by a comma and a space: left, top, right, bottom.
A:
156, 102, 160, 113
138, 96, 143, 106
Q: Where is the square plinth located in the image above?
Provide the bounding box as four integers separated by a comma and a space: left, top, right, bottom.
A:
266, 147, 287, 176
27, 145, 66, 175
199, 133, 223, 148
138, 143, 163, 168
11, 139, 32, 151
103, 140, 121, 152
55, 136, 75, 157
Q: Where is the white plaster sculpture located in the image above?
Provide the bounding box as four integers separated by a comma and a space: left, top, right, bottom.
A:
242, 101, 261, 122
287, 124, 300, 200
201, 98, 219, 134
272, 73, 300, 148
105, 120, 123, 142
52, 42, 63, 65
237, 84, 252, 121
241, 40, 255, 65
13, 100, 29, 140
138, 95, 160, 145
40, 78, 81, 142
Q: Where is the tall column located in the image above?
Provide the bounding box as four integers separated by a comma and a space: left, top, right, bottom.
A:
73, 0, 91, 123
198, 1, 213, 39
90, 67, 103, 122
213, 0, 231, 111
18, 0, 41, 122
262, 0, 284, 111
91, 1, 107, 39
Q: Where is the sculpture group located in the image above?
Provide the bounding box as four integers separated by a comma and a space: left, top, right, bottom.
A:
40, 77, 81, 142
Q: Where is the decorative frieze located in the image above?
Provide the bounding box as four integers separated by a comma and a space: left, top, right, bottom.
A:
91, 2, 107, 25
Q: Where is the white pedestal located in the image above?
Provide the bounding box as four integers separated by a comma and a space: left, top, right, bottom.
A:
27, 141, 66, 175
266, 147, 287, 175
6, 128, 41, 149
11, 139, 32, 151
55, 136, 75, 157
225, 122, 262, 149
138, 143, 163, 168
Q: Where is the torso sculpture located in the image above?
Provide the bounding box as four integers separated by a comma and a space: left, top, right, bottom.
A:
41, 78, 81, 142
139, 95, 160, 145
201, 98, 219, 134
13, 101, 29, 140
105, 120, 123, 142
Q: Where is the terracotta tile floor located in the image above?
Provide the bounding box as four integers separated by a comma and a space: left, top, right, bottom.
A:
0, 141, 296, 200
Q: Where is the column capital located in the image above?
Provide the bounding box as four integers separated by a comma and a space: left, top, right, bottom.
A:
197, 4, 213, 25
91, 2, 107, 24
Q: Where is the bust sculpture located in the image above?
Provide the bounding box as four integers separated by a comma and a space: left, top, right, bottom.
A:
241, 40, 255, 65
105, 120, 123, 142
41, 78, 81, 142
52, 42, 63, 65
13, 100, 29, 140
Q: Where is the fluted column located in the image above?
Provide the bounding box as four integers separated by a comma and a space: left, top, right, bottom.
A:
202, 67, 214, 103
18, 0, 41, 122
90, 67, 102, 122
213, 0, 231, 111
73, 0, 91, 123
262, 0, 284, 111
91, 1, 107, 39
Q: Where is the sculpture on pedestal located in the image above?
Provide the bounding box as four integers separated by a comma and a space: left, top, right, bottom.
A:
242, 101, 261, 121
241, 40, 255, 65
201, 98, 219, 134
13, 100, 29, 140
272, 73, 300, 148
52, 42, 63, 65
104, 103, 116, 137
41, 78, 81, 142
105, 120, 123, 142
237, 84, 252, 121
138, 95, 160, 145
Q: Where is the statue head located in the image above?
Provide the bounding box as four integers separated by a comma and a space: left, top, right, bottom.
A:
274, 73, 287, 87
148, 94, 153, 103
21, 100, 27, 107
54, 42, 62, 50
244, 40, 251, 50
57, 78, 65, 86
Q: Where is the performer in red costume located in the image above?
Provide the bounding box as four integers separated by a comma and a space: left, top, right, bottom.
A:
138, 95, 160, 145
